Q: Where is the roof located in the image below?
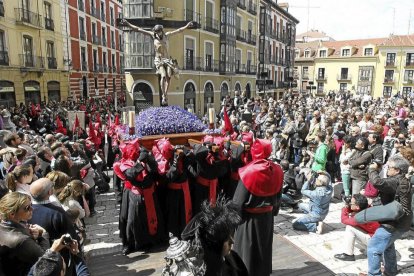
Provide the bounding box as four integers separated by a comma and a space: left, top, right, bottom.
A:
296, 29, 335, 42
379, 34, 414, 47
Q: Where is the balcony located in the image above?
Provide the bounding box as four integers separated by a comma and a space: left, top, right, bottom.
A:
248, 0, 257, 15
101, 12, 106, 22
0, 1, 4, 17
93, 63, 103, 73
19, 54, 44, 69
79, 31, 86, 41
47, 57, 57, 69
0, 51, 9, 65
316, 75, 327, 81
92, 35, 101, 45
404, 78, 414, 84
182, 57, 219, 72
204, 17, 219, 34
385, 61, 396, 67
246, 63, 256, 75
247, 33, 256, 45
111, 41, 116, 49
184, 9, 201, 25
91, 7, 99, 18
45, 18, 54, 31
337, 74, 352, 81
103, 64, 108, 73
78, 0, 84, 12
120, 66, 125, 74
236, 28, 246, 42
383, 78, 395, 84
81, 61, 88, 71
237, 0, 246, 9
112, 66, 117, 73
406, 61, 414, 67
15, 8, 43, 29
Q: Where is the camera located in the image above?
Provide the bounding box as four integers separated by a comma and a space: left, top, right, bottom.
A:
308, 171, 319, 190
343, 195, 352, 205
62, 234, 74, 245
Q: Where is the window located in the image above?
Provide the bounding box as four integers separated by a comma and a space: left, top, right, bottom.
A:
304, 50, 310, 58
383, 86, 392, 97
235, 48, 241, 72
357, 85, 371, 95
317, 82, 324, 93
364, 48, 373, 56
110, 7, 114, 25
0, 30, 7, 65
44, 2, 54, 30
111, 30, 115, 48
402, 87, 412, 97
126, 32, 153, 69
318, 68, 325, 79
386, 53, 396, 65
93, 49, 98, 71
111, 53, 115, 69
94, 77, 98, 89
295, 51, 299, 58
79, 17, 85, 40
124, 0, 153, 18
103, 52, 107, 70
185, 37, 195, 70
342, 49, 350, 57
205, 42, 213, 71
406, 53, 414, 66
23, 35, 33, 67
102, 27, 106, 46
247, 51, 252, 73
404, 70, 414, 82
319, 50, 326, 57
46, 41, 56, 69
21, 0, 30, 21
100, 1, 105, 21
302, 67, 308, 78
339, 83, 347, 92
81, 47, 87, 70
78, 0, 84, 11
384, 70, 394, 82
340, 68, 349, 79
359, 66, 373, 81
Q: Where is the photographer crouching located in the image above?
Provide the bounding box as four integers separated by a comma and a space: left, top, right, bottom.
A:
292, 169, 333, 234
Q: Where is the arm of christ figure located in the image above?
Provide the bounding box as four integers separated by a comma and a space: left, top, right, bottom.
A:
165, 21, 194, 36
121, 19, 153, 37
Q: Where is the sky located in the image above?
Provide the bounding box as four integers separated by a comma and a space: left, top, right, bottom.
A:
284, 0, 414, 40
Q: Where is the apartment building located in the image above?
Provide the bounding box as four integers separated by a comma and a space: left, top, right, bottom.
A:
0, 0, 68, 106
67, 0, 124, 99
123, 0, 263, 114
294, 34, 414, 98
258, 0, 298, 99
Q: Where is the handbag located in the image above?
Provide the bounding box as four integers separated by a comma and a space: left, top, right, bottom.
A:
354, 200, 404, 224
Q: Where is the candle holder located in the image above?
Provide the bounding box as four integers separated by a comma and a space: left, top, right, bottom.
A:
207, 103, 215, 129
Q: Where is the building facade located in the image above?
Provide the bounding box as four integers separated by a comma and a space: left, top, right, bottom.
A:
258, 0, 298, 99
294, 35, 414, 98
67, 0, 124, 100
123, 0, 298, 113
0, 0, 68, 106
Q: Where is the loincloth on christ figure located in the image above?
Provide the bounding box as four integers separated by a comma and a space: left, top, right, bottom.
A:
154, 57, 180, 79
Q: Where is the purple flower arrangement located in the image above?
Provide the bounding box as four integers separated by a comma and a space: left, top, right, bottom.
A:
135, 106, 207, 136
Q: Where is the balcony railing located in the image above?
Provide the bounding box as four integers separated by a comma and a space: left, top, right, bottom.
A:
79, 31, 86, 41
384, 78, 394, 83
337, 74, 352, 81
112, 66, 117, 73
101, 12, 106, 22
237, 0, 246, 9
246, 63, 256, 75
78, 0, 84, 11
248, 33, 256, 45
385, 61, 396, 67
182, 57, 220, 72
81, 61, 88, 71
19, 54, 44, 68
404, 78, 414, 84
406, 61, 414, 67
184, 9, 201, 24
120, 66, 125, 74
93, 63, 103, 72
248, 0, 257, 15
0, 1, 4, 17
316, 75, 327, 81
92, 35, 101, 45
204, 17, 219, 34
103, 64, 108, 72
15, 8, 43, 28
47, 57, 57, 69
0, 51, 9, 65
45, 18, 54, 31
236, 28, 246, 42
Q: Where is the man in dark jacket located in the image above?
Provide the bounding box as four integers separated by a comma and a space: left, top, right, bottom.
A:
361, 155, 412, 276
368, 132, 383, 164
349, 137, 372, 195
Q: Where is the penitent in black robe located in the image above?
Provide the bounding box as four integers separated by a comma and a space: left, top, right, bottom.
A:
233, 159, 283, 276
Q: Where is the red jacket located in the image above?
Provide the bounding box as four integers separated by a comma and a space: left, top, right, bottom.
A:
341, 207, 380, 236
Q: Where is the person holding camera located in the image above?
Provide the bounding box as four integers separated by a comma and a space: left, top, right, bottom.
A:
28, 234, 90, 276
292, 170, 333, 234
334, 194, 380, 261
